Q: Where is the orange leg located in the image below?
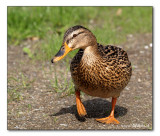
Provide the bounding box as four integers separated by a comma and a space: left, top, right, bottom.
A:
75, 90, 87, 117
96, 98, 120, 124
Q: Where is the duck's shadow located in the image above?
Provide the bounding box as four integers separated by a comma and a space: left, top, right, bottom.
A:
50, 98, 127, 122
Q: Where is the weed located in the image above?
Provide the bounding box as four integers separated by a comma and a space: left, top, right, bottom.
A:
28, 104, 32, 110
23, 47, 34, 59
148, 66, 151, 73
49, 63, 75, 95
65, 81, 75, 95
20, 73, 35, 89
21, 73, 27, 88
134, 96, 141, 100
8, 73, 35, 102
148, 126, 152, 130
54, 116, 58, 123
8, 88, 23, 102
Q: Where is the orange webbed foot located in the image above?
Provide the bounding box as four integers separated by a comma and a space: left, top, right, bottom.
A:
96, 115, 120, 124
96, 97, 120, 124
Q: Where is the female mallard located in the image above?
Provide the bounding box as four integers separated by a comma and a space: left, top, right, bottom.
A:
51, 25, 132, 124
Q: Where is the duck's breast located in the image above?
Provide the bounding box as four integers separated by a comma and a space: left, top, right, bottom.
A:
70, 45, 132, 98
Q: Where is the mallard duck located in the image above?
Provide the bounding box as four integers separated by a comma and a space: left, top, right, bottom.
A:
51, 25, 132, 124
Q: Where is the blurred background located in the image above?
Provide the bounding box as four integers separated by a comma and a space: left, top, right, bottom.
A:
7, 7, 152, 130
8, 7, 152, 60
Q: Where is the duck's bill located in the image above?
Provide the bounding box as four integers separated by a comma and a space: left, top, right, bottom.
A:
51, 42, 72, 63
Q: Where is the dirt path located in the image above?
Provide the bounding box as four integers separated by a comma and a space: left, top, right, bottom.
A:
7, 33, 152, 130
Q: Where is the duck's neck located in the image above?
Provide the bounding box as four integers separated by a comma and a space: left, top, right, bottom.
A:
82, 44, 101, 64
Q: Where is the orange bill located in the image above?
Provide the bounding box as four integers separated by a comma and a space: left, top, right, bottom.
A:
51, 42, 72, 63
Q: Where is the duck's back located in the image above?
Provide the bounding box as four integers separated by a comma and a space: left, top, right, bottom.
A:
70, 44, 132, 98
98, 44, 132, 69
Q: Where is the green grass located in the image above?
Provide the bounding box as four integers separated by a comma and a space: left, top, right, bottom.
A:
49, 62, 75, 95
7, 73, 35, 102
8, 7, 152, 60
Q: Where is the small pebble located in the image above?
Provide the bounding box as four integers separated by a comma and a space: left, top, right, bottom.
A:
89, 19, 94, 24
125, 87, 130, 90
14, 126, 19, 129
149, 43, 152, 47
140, 51, 144, 54
18, 112, 23, 115
133, 65, 138, 68
128, 34, 133, 38
144, 45, 148, 49
60, 124, 67, 126
138, 78, 141, 82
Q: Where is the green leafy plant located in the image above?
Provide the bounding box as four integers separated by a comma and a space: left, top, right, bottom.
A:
23, 47, 34, 59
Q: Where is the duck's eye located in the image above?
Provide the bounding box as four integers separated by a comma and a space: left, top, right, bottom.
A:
61, 46, 65, 50
73, 34, 77, 37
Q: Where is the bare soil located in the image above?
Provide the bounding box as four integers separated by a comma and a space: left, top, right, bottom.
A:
7, 33, 152, 130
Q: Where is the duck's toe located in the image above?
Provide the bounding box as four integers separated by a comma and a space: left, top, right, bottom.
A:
96, 115, 120, 124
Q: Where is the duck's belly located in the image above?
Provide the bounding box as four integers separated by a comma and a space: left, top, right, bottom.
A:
78, 84, 121, 98
71, 67, 130, 98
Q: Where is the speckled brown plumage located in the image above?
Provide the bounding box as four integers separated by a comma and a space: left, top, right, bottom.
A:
71, 43, 132, 98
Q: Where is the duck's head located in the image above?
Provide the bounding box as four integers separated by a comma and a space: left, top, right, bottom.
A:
51, 25, 97, 63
